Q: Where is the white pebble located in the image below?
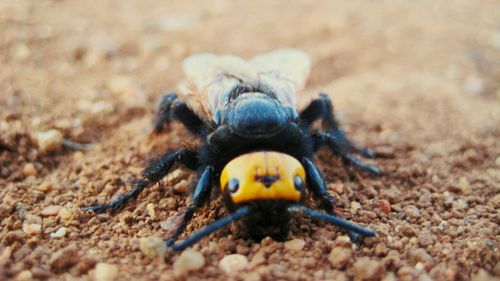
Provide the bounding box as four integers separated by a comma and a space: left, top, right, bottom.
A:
22, 223, 41, 235
139, 236, 166, 258
284, 239, 305, 251
219, 254, 248, 274
173, 249, 205, 276
34, 129, 63, 152
50, 227, 67, 239
94, 263, 118, 281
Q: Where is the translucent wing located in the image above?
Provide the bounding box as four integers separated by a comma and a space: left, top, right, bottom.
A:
180, 49, 311, 114
250, 49, 311, 107
182, 53, 258, 113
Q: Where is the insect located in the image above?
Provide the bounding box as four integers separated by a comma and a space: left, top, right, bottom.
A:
85, 49, 381, 251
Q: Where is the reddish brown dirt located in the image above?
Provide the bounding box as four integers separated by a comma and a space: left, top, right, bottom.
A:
1, 1, 499, 280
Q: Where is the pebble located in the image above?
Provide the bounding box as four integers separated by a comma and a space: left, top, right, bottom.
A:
173, 179, 190, 193
448, 177, 470, 194
452, 199, 468, 211
94, 263, 118, 281
173, 249, 205, 276
41, 205, 62, 216
471, 269, 497, 281
22, 163, 37, 177
403, 205, 420, 219
34, 129, 63, 153
49, 244, 79, 272
14, 270, 32, 281
139, 236, 166, 258
376, 199, 391, 214
350, 201, 361, 212
146, 203, 155, 218
219, 254, 248, 274
328, 246, 352, 268
59, 208, 73, 221
284, 239, 305, 251
352, 257, 385, 281
11, 43, 30, 61
22, 223, 41, 235
50, 227, 67, 239
490, 194, 500, 206
411, 248, 432, 264
463, 75, 485, 96
37, 181, 53, 192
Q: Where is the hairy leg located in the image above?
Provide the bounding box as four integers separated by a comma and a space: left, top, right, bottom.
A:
302, 157, 372, 242
152, 92, 207, 137
84, 149, 197, 213
313, 132, 380, 175
166, 166, 213, 247
300, 92, 376, 158
303, 158, 335, 213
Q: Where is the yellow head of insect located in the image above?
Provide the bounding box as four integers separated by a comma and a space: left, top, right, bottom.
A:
220, 151, 306, 204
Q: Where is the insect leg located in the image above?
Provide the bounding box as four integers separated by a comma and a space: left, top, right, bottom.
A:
152, 92, 178, 134
313, 132, 380, 175
165, 166, 213, 247
84, 149, 197, 213
301, 93, 377, 158
170, 206, 251, 252
288, 205, 375, 237
300, 161, 374, 242
303, 158, 335, 214
152, 92, 207, 137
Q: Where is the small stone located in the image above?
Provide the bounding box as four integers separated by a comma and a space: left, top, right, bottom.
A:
146, 203, 155, 218
94, 263, 118, 281
11, 43, 30, 61
284, 239, 305, 251
34, 130, 63, 153
41, 205, 62, 216
22, 163, 37, 177
219, 254, 248, 274
50, 227, 67, 239
352, 257, 385, 281
37, 181, 53, 192
494, 261, 500, 276
403, 205, 420, 219
463, 75, 485, 96
452, 199, 468, 211
350, 201, 361, 212
411, 248, 432, 264
448, 177, 470, 194
21, 210, 37, 223
490, 194, 500, 206
14, 270, 32, 281
22, 223, 41, 235
73, 257, 97, 276
173, 249, 205, 276
328, 246, 352, 268
376, 199, 391, 214
173, 179, 190, 193
471, 269, 498, 281
59, 208, 73, 221
139, 236, 166, 258
49, 244, 79, 272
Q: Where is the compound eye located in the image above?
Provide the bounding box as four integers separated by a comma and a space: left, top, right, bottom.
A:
294, 176, 304, 191
227, 178, 240, 194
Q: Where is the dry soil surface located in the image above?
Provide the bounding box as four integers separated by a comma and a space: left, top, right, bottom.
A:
1, 1, 499, 280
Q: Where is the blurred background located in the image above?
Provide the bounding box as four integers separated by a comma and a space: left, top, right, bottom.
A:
0, 1, 499, 280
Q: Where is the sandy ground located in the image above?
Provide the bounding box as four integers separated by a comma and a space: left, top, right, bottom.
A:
1, 0, 499, 280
